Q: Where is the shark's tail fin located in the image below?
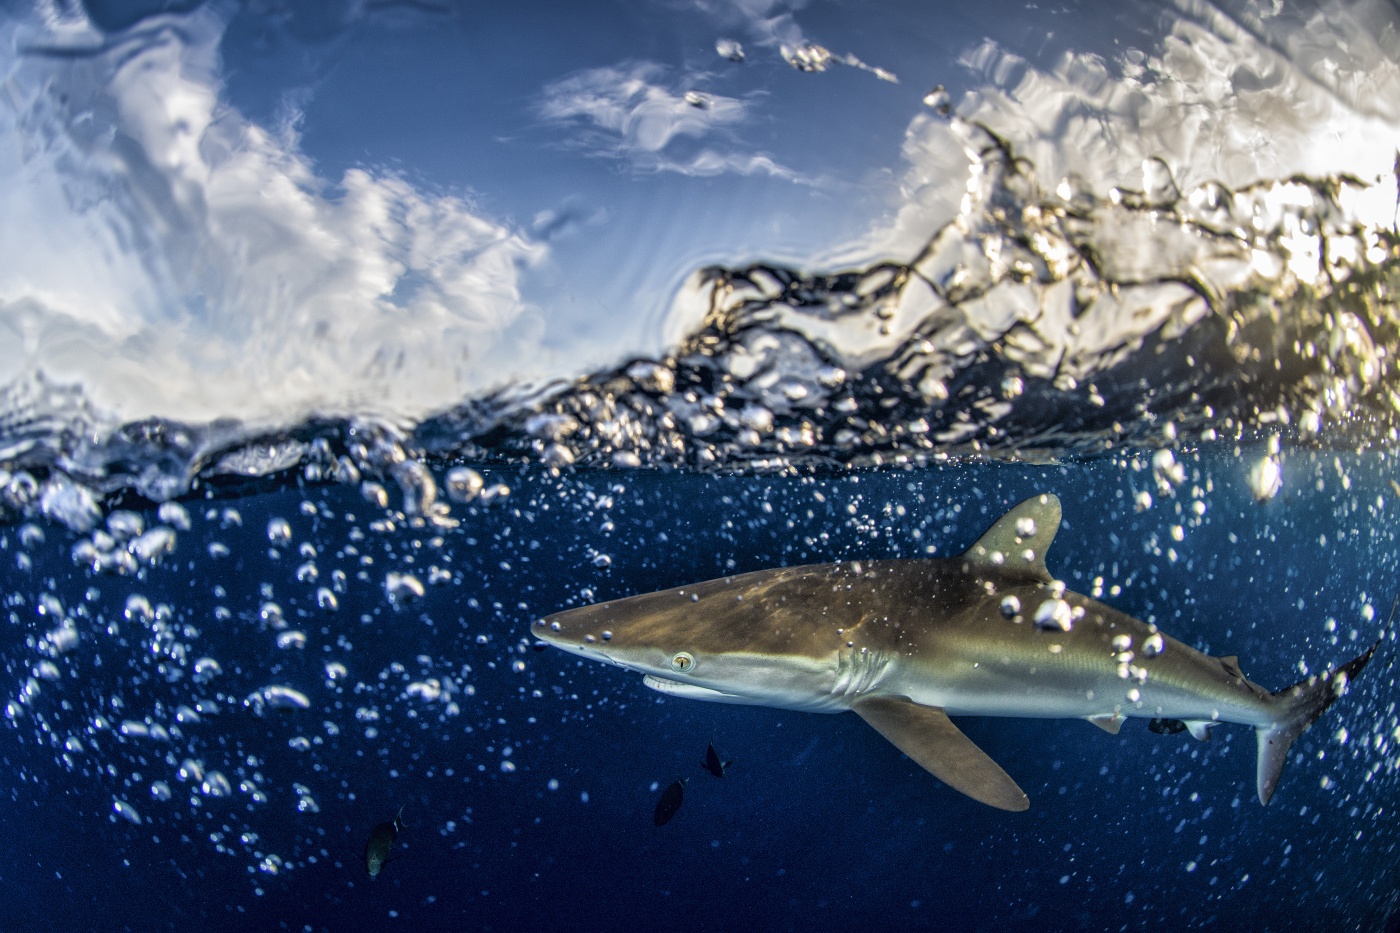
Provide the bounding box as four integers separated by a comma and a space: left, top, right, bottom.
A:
1255, 639, 1379, 805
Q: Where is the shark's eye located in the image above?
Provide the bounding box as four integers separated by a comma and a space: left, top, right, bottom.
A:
670, 652, 695, 673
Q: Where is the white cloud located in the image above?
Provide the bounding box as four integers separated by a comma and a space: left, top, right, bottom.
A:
852, 0, 1400, 263
0, 4, 545, 431
537, 61, 799, 179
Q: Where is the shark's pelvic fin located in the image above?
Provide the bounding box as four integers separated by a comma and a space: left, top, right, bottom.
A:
1086, 713, 1123, 734
963, 494, 1062, 584
853, 696, 1030, 812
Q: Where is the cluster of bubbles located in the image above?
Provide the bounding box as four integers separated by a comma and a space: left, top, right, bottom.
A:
0, 445, 541, 889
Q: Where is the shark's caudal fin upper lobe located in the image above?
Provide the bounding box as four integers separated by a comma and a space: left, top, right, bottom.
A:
1256, 639, 1380, 805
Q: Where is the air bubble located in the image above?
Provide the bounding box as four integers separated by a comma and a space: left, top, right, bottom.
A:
1250, 456, 1283, 502
385, 572, 425, 606
200, 771, 233, 798
107, 511, 145, 540
922, 85, 951, 114
716, 37, 744, 62
112, 799, 142, 825
130, 528, 177, 563
1034, 598, 1074, 631
445, 467, 485, 502
480, 483, 511, 504
157, 502, 191, 530
247, 685, 311, 714
392, 460, 438, 515
193, 658, 222, 682
406, 680, 443, 702
260, 602, 285, 628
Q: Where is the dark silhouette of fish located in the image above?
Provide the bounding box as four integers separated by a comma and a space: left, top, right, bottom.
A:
653, 779, 685, 827
365, 806, 404, 877
701, 741, 732, 777
1148, 718, 1188, 735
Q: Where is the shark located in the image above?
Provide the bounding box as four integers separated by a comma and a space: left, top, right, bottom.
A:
533, 493, 1378, 811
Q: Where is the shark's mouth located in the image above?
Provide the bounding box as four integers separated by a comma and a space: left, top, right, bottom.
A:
641, 675, 756, 704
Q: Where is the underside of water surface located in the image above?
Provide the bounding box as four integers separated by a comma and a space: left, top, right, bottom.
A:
2, 0, 1400, 930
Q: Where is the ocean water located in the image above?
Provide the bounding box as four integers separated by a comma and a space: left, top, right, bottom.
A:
2, 1, 1400, 930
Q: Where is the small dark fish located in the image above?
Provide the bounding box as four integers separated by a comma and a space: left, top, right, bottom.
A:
1149, 717, 1188, 735
653, 779, 685, 827
365, 806, 404, 877
701, 741, 732, 778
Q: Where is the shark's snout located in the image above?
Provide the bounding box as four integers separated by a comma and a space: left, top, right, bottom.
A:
534, 607, 617, 646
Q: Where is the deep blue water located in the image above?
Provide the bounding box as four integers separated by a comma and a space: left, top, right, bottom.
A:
2, 0, 1399, 929
2, 442, 1397, 932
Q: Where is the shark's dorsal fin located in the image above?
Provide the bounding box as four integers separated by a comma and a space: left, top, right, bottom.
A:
853, 696, 1029, 812
1219, 656, 1243, 679
963, 494, 1062, 584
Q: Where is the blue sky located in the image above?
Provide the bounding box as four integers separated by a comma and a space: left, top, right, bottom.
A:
207, 0, 1132, 350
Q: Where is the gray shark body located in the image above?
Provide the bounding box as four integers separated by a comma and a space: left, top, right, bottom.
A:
534, 494, 1375, 811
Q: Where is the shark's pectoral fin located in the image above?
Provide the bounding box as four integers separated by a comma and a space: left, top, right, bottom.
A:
1086, 713, 1123, 734
853, 696, 1030, 812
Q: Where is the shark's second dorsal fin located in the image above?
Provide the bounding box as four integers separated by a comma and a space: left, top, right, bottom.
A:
853, 696, 1029, 812
963, 493, 1062, 584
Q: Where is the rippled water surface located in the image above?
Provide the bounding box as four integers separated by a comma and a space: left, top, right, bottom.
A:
2, 1, 1400, 930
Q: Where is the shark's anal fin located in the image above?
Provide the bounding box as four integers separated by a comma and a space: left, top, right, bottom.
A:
853, 696, 1030, 812
963, 494, 1061, 584
1183, 720, 1214, 741
1086, 713, 1123, 734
